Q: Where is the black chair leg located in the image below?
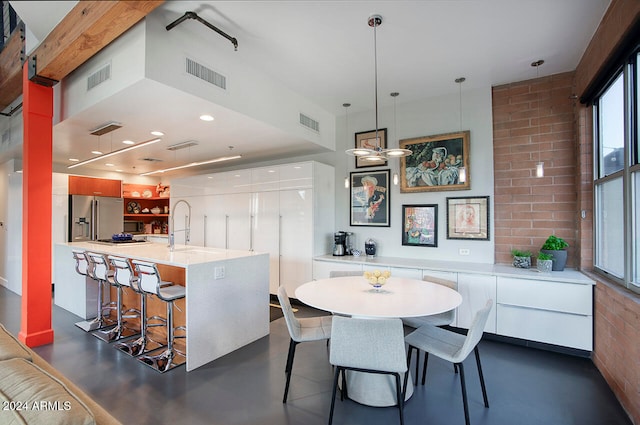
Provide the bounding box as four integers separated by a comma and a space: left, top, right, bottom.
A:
475, 346, 489, 408
395, 373, 405, 425
421, 351, 429, 385
283, 339, 298, 403
458, 362, 471, 425
328, 367, 342, 425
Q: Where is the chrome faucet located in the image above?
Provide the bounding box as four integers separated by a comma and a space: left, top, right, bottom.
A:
169, 199, 192, 252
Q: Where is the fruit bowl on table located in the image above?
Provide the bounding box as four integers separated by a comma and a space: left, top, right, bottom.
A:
364, 270, 391, 291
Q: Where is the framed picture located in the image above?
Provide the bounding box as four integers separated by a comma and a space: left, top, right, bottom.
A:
355, 128, 387, 168
446, 196, 490, 240
350, 169, 390, 226
399, 130, 470, 192
402, 204, 438, 247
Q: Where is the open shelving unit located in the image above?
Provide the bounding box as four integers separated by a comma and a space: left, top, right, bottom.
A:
122, 183, 170, 233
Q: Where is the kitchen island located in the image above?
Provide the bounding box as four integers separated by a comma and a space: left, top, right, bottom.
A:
53, 242, 269, 371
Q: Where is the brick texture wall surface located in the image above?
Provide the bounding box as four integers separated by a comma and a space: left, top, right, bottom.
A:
492, 72, 578, 266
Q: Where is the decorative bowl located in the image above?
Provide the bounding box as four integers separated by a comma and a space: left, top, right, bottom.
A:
364, 270, 391, 291
150, 207, 161, 214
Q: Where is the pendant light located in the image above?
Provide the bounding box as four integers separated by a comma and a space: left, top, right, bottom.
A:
455, 77, 467, 183
532, 59, 544, 178
343, 102, 351, 189
345, 15, 411, 161
390, 92, 400, 185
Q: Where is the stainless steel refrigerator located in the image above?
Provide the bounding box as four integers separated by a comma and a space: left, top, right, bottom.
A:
68, 195, 124, 242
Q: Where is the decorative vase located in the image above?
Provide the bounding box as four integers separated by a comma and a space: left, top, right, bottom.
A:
540, 249, 567, 271
537, 259, 553, 273
513, 256, 531, 269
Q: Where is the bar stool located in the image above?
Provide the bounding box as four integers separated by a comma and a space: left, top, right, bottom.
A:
95, 255, 141, 342
72, 249, 112, 333
132, 259, 186, 372
85, 252, 119, 341
112, 257, 165, 357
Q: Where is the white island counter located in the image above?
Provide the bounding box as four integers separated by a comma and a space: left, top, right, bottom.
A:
54, 242, 270, 371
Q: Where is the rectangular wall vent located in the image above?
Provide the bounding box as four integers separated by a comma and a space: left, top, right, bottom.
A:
186, 58, 226, 90
87, 63, 111, 91
299, 113, 320, 133
167, 140, 198, 151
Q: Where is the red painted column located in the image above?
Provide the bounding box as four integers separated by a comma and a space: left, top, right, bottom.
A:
19, 61, 54, 347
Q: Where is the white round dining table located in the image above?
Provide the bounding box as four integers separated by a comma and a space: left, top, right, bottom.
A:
295, 276, 462, 319
295, 275, 463, 407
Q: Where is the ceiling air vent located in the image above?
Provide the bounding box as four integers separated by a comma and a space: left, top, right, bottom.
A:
87, 63, 111, 91
167, 140, 199, 151
90, 122, 122, 136
186, 57, 226, 90
140, 158, 164, 162
299, 113, 320, 133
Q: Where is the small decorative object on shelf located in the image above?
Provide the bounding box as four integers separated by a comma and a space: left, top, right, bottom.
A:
156, 183, 170, 198
537, 252, 553, 273
511, 249, 532, 269
364, 270, 391, 291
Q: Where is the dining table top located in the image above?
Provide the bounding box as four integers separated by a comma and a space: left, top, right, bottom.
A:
295, 275, 462, 319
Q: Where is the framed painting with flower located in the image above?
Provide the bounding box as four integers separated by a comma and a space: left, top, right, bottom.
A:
399, 130, 470, 193
402, 204, 438, 247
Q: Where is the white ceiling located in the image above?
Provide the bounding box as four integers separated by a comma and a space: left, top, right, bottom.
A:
7, 0, 611, 177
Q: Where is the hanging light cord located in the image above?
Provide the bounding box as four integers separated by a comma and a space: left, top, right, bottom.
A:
373, 17, 380, 148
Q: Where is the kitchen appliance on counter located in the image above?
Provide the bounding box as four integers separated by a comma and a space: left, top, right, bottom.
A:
333, 231, 347, 256
123, 220, 145, 234
345, 232, 354, 255
68, 195, 124, 242
365, 238, 377, 257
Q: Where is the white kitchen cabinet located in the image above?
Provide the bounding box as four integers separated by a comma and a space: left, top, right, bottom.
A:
225, 192, 253, 251
252, 191, 280, 293
313, 260, 362, 280
496, 277, 593, 350
456, 273, 496, 332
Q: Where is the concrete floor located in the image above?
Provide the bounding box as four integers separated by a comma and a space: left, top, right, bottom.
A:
0, 285, 632, 425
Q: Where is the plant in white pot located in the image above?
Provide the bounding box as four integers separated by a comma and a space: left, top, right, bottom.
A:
540, 235, 569, 271
511, 249, 532, 269
537, 251, 553, 273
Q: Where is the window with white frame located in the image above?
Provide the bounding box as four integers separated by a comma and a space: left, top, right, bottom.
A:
593, 48, 639, 292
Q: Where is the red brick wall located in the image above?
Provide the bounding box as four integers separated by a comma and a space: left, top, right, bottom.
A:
572, 1, 640, 424
492, 72, 578, 265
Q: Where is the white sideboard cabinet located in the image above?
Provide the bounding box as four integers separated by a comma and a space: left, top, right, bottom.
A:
312, 256, 594, 351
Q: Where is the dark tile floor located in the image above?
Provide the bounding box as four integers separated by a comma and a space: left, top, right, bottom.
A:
0, 286, 632, 425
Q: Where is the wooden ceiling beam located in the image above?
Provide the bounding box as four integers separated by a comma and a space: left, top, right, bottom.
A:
30, 1, 164, 85
0, 23, 25, 112
0, 1, 163, 111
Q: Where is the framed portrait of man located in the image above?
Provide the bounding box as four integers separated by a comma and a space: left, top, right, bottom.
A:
350, 169, 390, 226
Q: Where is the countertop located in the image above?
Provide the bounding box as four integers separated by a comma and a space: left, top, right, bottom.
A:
314, 254, 595, 285
63, 241, 265, 267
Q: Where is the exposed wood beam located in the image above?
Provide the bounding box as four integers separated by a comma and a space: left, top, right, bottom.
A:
30, 1, 164, 84
0, 1, 163, 110
0, 22, 25, 112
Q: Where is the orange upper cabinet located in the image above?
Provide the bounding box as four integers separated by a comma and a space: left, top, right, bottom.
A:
68, 175, 122, 198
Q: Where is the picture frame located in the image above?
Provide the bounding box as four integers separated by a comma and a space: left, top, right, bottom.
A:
399, 130, 470, 192
350, 169, 390, 227
402, 204, 438, 247
355, 128, 388, 168
446, 196, 490, 240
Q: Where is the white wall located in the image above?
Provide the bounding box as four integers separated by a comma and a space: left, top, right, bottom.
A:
333, 86, 495, 263
0, 159, 23, 294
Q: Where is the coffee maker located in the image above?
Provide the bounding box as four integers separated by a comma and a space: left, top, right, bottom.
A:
333, 231, 347, 256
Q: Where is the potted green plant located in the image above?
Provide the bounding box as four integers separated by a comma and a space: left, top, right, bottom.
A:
540, 235, 569, 271
537, 251, 553, 273
511, 249, 532, 269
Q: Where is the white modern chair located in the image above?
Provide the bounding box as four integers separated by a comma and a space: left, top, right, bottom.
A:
82, 251, 118, 336
276, 286, 332, 403
402, 276, 458, 376
405, 299, 493, 425
328, 315, 408, 425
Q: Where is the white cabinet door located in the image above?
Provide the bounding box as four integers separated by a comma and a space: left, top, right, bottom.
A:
184, 196, 205, 247
312, 260, 362, 280
204, 194, 226, 248
279, 188, 313, 297
225, 192, 252, 250
456, 273, 497, 332
252, 191, 280, 294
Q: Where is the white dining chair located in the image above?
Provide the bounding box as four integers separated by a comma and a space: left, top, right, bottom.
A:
405, 299, 493, 425
329, 270, 362, 278
328, 315, 408, 425
401, 275, 457, 329
277, 286, 332, 403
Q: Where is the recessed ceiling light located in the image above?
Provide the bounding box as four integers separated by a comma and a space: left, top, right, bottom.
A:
91, 150, 103, 155
151, 131, 164, 136
105, 163, 114, 167
116, 169, 123, 172
69, 158, 80, 162
200, 114, 214, 122
122, 140, 134, 145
